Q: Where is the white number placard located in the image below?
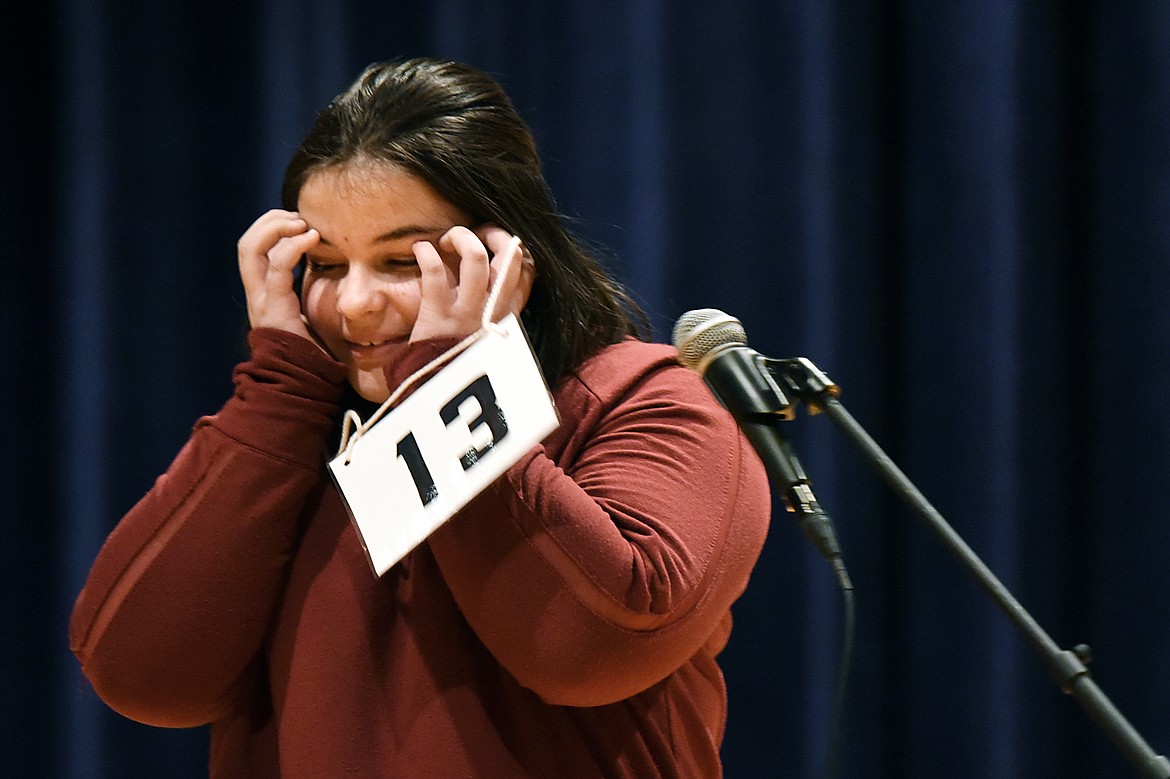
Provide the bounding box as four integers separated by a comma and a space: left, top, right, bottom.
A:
328, 314, 559, 576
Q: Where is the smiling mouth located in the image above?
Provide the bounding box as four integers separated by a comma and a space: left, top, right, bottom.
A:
345, 336, 408, 362
345, 334, 407, 347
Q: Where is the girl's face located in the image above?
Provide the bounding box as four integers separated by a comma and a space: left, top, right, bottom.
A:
298, 163, 472, 402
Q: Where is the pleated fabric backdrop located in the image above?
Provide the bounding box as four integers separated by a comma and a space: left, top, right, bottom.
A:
4, 1, 1169, 776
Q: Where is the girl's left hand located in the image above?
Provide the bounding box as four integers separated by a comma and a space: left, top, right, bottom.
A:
409, 224, 535, 342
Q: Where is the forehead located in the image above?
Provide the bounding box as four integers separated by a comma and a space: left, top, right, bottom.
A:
297, 162, 469, 242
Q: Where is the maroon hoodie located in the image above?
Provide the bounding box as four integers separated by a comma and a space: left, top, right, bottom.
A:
70, 328, 771, 777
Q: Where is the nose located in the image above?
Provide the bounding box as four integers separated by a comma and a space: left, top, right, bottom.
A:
336, 266, 386, 320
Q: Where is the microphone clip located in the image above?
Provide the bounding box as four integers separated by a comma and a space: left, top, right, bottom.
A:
761, 356, 841, 416
703, 346, 797, 421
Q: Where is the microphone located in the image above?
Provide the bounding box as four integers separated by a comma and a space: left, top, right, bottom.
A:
672, 308, 843, 562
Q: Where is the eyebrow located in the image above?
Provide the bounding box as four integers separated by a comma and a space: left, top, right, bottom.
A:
317, 224, 448, 247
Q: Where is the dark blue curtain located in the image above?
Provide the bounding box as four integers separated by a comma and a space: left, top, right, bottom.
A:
6, 1, 1169, 776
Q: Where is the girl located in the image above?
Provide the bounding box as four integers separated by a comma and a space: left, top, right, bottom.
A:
71, 57, 770, 778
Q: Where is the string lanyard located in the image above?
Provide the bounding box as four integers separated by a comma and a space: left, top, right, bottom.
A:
336, 236, 522, 463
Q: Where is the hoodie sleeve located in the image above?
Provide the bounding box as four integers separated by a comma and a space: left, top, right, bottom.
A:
424, 342, 772, 706
69, 329, 347, 727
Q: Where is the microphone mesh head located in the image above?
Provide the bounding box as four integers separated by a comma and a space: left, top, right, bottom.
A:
671, 308, 748, 370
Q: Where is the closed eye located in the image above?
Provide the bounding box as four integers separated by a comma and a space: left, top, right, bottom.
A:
304, 256, 420, 276
384, 257, 421, 274
306, 257, 345, 275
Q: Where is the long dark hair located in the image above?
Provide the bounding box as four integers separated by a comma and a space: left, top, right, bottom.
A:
282, 57, 648, 386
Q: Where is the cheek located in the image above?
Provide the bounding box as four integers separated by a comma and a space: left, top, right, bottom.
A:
300, 282, 335, 331
301, 275, 425, 330
382, 277, 424, 318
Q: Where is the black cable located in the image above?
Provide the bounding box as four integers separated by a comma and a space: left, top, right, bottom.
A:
822, 556, 854, 779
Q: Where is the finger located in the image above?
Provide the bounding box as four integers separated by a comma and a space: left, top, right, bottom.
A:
475, 224, 532, 278
266, 228, 319, 275
238, 211, 310, 283
237, 210, 321, 337
475, 223, 515, 256
510, 256, 536, 317
437, 226, 491, 307
412, 239, 456, 308
471, 224, 535, 321
238, 210, 306, 261
487, 236, 528, 322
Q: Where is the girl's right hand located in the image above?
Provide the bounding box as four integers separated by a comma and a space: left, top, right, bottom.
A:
237, 209, 321, 342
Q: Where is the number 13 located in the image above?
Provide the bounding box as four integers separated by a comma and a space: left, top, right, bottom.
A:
394, 374, 509, 506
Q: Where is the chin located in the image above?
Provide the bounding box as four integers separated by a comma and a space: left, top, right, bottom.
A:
351, 372, 391, 404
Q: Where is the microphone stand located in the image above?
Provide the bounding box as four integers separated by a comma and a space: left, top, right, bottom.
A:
769, 356, 1170, 779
